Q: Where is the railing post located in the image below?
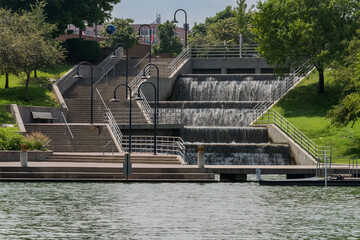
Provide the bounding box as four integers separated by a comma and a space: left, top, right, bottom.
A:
239, 34, 242, 58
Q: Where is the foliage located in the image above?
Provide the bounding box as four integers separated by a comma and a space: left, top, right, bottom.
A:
327, 35, 360, 128
100, 18, 138, 50
0, 0, 121, 36
65, 38, 84, 57
77, 40, 101, 62
252, 0, 360, 93
152, 21, 183, 57
0, 128, 24, 150
188, 1, 254, 46
24, 132, 49, 150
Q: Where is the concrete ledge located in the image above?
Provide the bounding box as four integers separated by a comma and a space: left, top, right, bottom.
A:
0, 151, 52, 162
255, 124, 317, 165
9, 104, 26, 134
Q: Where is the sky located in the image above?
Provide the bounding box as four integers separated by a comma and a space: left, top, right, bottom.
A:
112, 0, 259, 28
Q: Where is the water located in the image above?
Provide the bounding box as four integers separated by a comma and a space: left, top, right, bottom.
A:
1, 182, 359, 239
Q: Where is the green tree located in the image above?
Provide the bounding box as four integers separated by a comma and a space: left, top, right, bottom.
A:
252, 0, 360, 93
0, 0, 121, 36
100, 18, 138, 49
327, 35, 360, 127
152, 21, 183, 57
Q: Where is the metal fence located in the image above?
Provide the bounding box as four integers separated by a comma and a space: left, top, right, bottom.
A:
189, 44, 259, 59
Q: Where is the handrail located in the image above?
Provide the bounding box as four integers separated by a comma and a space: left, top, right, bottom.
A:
189, 45, 259, 58
169, 47, 190, 76
41, 139, 53, 161
94, 48, 123, 86
103, 140, 115, 162
134, 52, 150, 71
256, 109, 331, 162
61, 112, 74, 139
96, 88, 124, 152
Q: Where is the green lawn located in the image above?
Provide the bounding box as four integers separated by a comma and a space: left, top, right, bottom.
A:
271, 70, 360, 162
0, 65, 72, 124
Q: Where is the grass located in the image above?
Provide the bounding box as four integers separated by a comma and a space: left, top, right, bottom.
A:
271, 70, 360, 163
0, 65, 72, 124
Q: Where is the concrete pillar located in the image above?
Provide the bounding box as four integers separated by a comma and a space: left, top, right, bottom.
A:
198, 146, 205, 169
20, 144, 28, 168
221, 67, 227, 74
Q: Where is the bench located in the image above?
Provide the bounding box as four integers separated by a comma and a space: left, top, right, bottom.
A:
31, 111, 57, 123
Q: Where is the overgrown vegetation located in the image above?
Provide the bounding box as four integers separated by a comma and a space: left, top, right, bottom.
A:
152, 21, 183, 57
272, 70, 360, 160
0, 128, 49, 151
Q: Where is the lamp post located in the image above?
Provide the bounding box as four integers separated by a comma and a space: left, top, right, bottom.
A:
74, 61, 94, 124
112, 42, 129, 99
110, 84, 132, 153
172, 9, 188, 47
138, 24, 152, 63
141, 63, 160, 123
135, 82, 157, 155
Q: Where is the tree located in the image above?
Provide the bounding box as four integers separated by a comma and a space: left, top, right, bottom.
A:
327, 35, 360, 127
100, 18, 138, 49
252, 0, 360, 93
0, 0, 121, 36
152, 21, 183, 57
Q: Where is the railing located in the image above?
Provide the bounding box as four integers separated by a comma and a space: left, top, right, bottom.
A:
103, 140, 115, 162
94, 48, 123, 86
55, 65, 78, 93
133, 52, 150, 74
249, 61, 313, 126
256, 109, 331, 162
189, 44, 259, 59
169, 47, 191, 76
61, 112, 74, 139
96, 88, 124, 151
122, 135, 187, 162
41, 139, 53, 161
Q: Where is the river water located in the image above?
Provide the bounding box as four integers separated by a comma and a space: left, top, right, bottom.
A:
0, 181, 359, 239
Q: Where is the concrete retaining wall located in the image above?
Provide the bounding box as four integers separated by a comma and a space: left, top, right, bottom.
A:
256, 124, 317, 165
0, 151, 52, 162
16, 105, 68, 124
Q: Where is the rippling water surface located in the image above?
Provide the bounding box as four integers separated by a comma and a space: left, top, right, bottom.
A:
0, 182, 359, 239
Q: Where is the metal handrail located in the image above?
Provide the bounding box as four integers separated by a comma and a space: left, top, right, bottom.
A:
96, 88, 124, 151
256, 109, 331, 162
94, 48, 123, 86
103, 140, 115, 162
61, 112, 74, 139
134, 52, 150, 71
41, 139, 53, 161
169, 47, 190, 76
189, 45, 259, 58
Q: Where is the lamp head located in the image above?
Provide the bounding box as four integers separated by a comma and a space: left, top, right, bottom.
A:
109, 98, 120, 103
74, 74, 83, 79
171, 18, 179, 24
133, 96, 144, 101
110, 54, 118, 59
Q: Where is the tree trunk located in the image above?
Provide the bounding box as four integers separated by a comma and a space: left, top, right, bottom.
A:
34, 69, 37, 78
5, 72, 9, 88
25, 73, 30, 101
79, 28, 82, 38
317, 68, 325, 93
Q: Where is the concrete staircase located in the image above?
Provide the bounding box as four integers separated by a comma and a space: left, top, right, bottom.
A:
63, 76, 149, 124
25, 124, 114, 152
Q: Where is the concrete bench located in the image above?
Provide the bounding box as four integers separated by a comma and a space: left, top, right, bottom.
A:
31, 111, 57, 123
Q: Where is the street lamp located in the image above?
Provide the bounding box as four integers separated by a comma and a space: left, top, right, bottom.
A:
172, 9, 188, 47
111, 42, 129, 99
135, 82, 157, 155
141, 63, 160, 123
110, 84, 132, 153
74, 61, 94, 124
138, 24, 152, 63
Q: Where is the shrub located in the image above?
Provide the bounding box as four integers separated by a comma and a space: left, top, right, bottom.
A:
0, 128, 24, 150
77, 40, 101, 62
65, 38, 84, 57
24, 132, 49, 151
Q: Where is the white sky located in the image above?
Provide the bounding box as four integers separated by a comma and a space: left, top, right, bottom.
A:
112, 0, 259, 28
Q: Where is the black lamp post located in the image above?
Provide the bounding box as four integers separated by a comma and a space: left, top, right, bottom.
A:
138, 24, 152, 63
74, 61, 94, 124
135, 82, 157, 155
172, 9, 188, 47
141, 63, 160, 123
112, 42, 129, 99
110, 84, 132, 153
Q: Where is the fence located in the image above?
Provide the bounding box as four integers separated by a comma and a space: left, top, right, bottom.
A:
189, 44, 259, 59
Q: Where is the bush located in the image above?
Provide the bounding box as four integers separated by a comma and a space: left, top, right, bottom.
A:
77, 40, 101, 62
0, 128, 24, 150
24, 132, 49, 151
65, 38, 84, 57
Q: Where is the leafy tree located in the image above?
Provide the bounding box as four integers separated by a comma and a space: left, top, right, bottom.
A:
252, 0, 360, 93
152, 21, 183, 57
100, 18, 138, 49
0, 0, 121, 36
327, 35, 360, 127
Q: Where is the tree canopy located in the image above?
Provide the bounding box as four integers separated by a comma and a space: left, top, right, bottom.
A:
252, 0, 360, 93
100, 18, 138, 50
152, 21, 183, 57
0, 0, 121, 36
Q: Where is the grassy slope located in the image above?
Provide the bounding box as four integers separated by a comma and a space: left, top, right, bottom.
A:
0, 65, 72, 124
272, 70, 360, 160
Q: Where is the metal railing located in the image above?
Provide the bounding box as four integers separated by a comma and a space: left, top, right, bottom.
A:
256, 109, 331, 162
169, 47, 191, 76
96, 88, 124, 152
250, 61, 313, 126
60, 112, 74, 140
103, 140, 115, 162
55, 65, 78, 93
94, 48, 123, 86
133, 52, 150, 74
121, 135, 186, 162
189, 44, 259, 59
41, 139, 53, 161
